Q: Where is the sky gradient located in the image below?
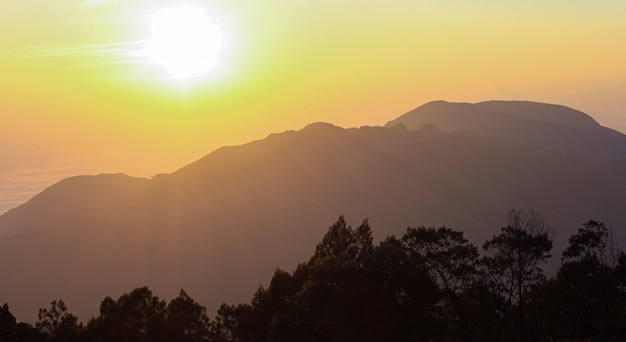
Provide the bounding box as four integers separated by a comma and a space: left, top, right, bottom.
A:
1, 0, 626, 214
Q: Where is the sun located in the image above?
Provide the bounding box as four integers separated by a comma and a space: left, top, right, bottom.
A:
148, 4, 223, 79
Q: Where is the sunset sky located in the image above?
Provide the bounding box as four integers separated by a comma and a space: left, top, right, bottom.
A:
1, 0, 626, 213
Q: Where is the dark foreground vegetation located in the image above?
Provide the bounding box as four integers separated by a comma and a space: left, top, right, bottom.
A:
2, 209, 625, 342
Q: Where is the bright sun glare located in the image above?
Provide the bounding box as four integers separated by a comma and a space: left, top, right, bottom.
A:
148, 4, 223, 79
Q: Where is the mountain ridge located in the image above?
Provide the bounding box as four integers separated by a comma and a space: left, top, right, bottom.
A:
0, 173, 150, 238
386, 100, 626, 163
1, 100, 625, 322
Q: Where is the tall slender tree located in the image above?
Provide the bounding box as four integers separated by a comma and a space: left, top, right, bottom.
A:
482, 209, 553, 342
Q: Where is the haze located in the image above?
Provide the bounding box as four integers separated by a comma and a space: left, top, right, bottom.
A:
1, 1, 626, 214
3, 1, 626, 331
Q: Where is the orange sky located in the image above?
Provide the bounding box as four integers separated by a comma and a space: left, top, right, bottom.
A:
1, 0, 626, 213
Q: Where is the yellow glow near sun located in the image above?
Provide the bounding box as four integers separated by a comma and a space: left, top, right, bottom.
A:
148, 4, 223, 79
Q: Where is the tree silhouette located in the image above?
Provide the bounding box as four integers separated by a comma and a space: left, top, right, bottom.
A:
36, 299, 81, 342
482, 209, 553, 342
211, 302, 258, 342
562, 220, 621, 266
303, 216, 401, 341
403, 226, 480, 341
369, 235, 438, 340
163, 289, 211, 342
210, 216, 404, 341
309, 215, 373, 270
89, 286, 166, 342
543, 220, 626, 340
9, 213, 626, 341
0, 303, 17, 342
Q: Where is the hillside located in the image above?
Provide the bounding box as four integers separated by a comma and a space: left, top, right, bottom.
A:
1, 104, 626, 322
0, 174, 150, 238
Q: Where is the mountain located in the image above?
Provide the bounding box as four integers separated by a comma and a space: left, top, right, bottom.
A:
0, 173, 150, 238
386, 100, 626, 163
1, 103, 626, 323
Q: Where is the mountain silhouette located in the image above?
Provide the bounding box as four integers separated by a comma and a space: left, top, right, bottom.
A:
0, 173, 150, 238
1, 102, 626, 322
386, 100, 626, 163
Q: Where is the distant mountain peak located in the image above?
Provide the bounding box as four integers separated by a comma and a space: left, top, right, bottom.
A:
386, 100, 626, 163
396, 100, 599, 127
303, 122, 341, 130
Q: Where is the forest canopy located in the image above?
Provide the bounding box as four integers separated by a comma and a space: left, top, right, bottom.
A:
2, 209, 625, 342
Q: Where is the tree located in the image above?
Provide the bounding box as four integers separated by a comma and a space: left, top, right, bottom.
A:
309, 215, 373, 271
562, 220, 621, 266
296, 216, 398, 341
403, 226, 480, 341
16, 322, 42, 342
543, 220, 626, 340
36, 299, 81, 342
211, 216, 402, 342
254, 268, 303, 342
91, 286, 166, 342
0, 303, 17, 342
210, 302, 257, 342
163, 289, 211, 342
370, 236, 439, 341
482, 209, 553, 342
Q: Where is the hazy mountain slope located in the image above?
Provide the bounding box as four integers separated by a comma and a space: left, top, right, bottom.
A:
385, 100, 626, 163
0, 173, 150, 237
1, 119, 625, 323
